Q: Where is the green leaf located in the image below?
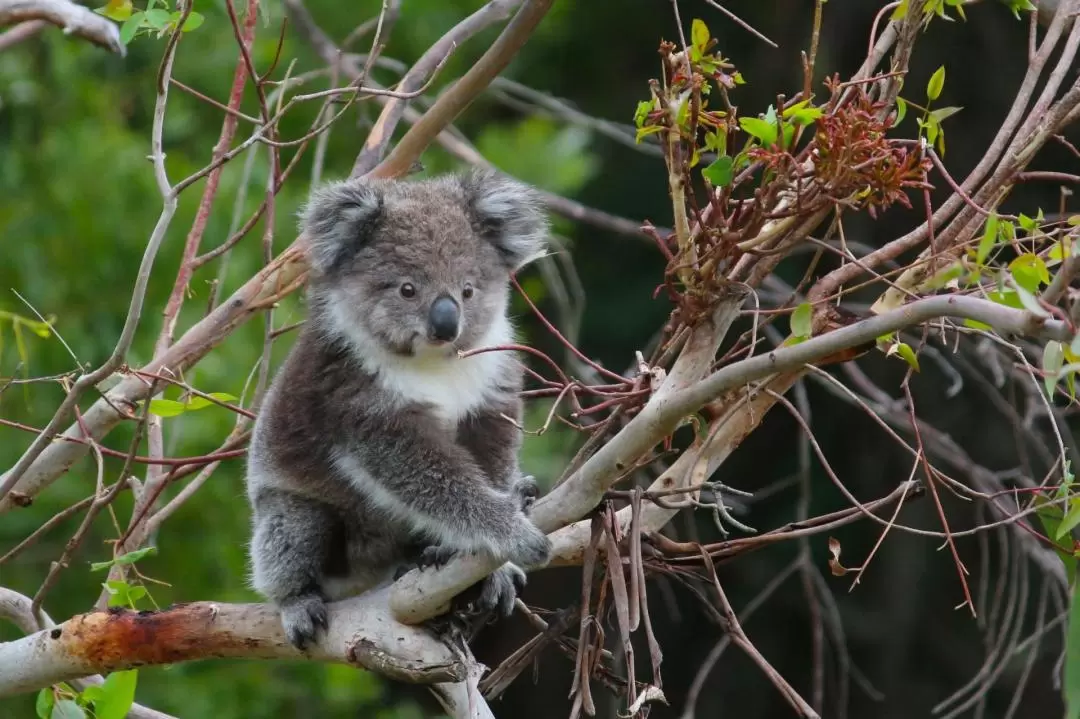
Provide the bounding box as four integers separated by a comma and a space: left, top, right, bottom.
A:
895, 97, 908, 125
52, 699, 86, 719
928, 106, 963, 123
635, 125, 664, 143
80, 686, 105, 704
1052, 238, 1075, 263
987, 290, 1023, 310
1012, 280, 1051, 318
180, 11, 204, 32
896, 343, 921, 372
1009, 253, 1051, 292
143, 8, 171, 29
146, 399, 188, 417
119, 12, 143, 45
739, 116, 778, 147
927, 65, 946, 102
90, 546, 157, 572
95, 0, 133, 21
183, 392, 239, 411
702, 155, 734, 187
976, 212, 1000, 264
691, 18, 710, 50
633, 100, 652, 128
1045, 341, 1066, 398
781, 123, 796, 150
1003, 0, 1037, 20
963, 318, 994, 331
891, 0, 910, 20
790, 302, 812, 338
1018, 212, 1039, 233
102, 580, 133, 608
92, 670, 138, 719
1065, 576, 1080, 719
782, 101, 823, 126
36, 689, 54, 719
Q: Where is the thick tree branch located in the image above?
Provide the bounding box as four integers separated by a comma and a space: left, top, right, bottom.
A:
0, 0, 123, 55
0, 588, 472, 696
0, 589, 176, 719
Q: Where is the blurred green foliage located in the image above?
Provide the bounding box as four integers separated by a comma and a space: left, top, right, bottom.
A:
0, 1, 597, 716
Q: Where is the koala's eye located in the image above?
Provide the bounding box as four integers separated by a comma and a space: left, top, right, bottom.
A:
462, 283, 475, 300
400, 283, 417, 298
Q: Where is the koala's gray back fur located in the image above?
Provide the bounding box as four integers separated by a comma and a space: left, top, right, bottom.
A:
244, 169, 552, 649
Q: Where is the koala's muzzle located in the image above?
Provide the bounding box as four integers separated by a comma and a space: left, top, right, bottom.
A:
428, 295, 460, 342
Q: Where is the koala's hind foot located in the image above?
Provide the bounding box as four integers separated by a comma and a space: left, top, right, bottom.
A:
280, 592, 329, 650
475, 562, 527, 618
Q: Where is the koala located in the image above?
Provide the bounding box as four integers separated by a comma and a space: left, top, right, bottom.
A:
244, 168, 553, 650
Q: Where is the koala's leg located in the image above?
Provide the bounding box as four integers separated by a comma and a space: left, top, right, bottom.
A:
249, 488, 344, 650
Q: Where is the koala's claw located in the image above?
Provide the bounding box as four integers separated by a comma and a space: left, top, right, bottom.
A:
418, 544, 458, 570
280, 593, 328, 650
476, 563, 527, 618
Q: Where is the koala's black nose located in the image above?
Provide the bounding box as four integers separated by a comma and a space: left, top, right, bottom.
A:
428, 295, 460, 342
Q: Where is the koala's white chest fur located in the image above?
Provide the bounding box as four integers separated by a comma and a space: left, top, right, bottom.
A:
332, 303, 516, 425
375, 334, 512, 424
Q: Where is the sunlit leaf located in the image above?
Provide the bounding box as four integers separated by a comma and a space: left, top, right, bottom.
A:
976, 212, 1000, 264
702, 155, 733, 187
36, 689, 54, 719
180, 11, 204, 32
90, 546, 157, 572
927, 65, 946, 101
183, 392, 239, 411
790, 302, 812, 338
92, 670, 138, 719
691, 18, 710, 50
1045, 341, 1066, 398
896, 343, 921, 372
739, 116, 778, 147
1009, 253, 1050, 293
119, 13, 143, 45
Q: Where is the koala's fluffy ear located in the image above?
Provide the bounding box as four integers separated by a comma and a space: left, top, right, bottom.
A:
459, 168, 549, 271
299, 179, 384, 275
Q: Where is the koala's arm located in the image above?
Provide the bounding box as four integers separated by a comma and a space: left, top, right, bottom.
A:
344, 409, 550, 568
457, 398, 524, 489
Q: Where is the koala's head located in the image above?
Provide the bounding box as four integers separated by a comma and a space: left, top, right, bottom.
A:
300, 168, 548, 358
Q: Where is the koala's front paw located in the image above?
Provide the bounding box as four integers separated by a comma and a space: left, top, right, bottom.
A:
504, 517, 552, 569
418, 543, 458, 570
476, 562, 527, 618
280, 593, 328, 650
513, 474, 540, 514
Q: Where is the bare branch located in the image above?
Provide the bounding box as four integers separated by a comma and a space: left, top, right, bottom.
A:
368, 0, 555, 179
0, 0, 123, 54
